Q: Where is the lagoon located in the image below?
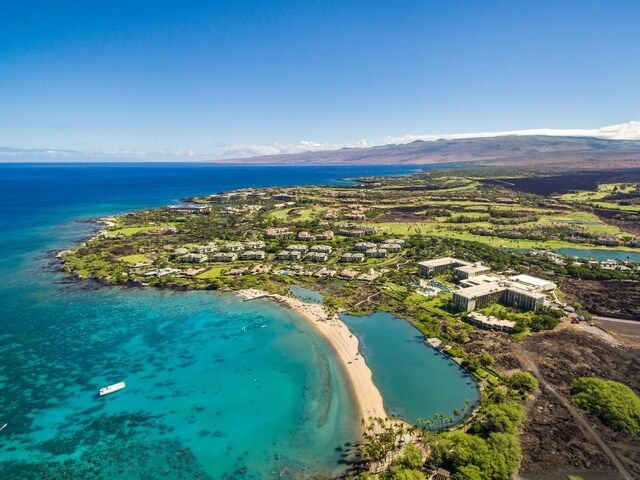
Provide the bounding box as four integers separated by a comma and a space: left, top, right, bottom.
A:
555, 247, 640, 263
341, 312, 480, 425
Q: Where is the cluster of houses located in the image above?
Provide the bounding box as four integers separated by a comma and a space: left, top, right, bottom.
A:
275, 244, 333, 262
174, 240, 269, 263
297, 230, 334, 241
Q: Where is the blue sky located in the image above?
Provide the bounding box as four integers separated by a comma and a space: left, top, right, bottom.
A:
1, 1, 639, 159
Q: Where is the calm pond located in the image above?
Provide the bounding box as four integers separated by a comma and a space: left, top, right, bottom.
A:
341, 312, 480, 425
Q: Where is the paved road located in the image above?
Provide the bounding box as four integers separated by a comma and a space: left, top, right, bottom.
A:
594, 315, 640, 325
518, 346, 634, 480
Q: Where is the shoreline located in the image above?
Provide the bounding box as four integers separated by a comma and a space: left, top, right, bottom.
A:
237, 289, 388, 422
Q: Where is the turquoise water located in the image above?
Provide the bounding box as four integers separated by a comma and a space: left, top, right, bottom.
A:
341, 313, 479, 425
289, 286, 324, 304
1, 289, 359, 478
0, 162, 466, 478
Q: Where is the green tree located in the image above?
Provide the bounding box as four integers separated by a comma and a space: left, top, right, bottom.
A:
393, 444, 423, 469
507, 372, 538, 394
481, 402, 525, 434
571, 377, 640, 434
478, 350, 495, 367
452, 464, 483, 480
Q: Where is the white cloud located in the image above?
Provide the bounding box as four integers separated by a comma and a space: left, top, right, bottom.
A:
383, 120, 640, 145
2, 121, 639, 161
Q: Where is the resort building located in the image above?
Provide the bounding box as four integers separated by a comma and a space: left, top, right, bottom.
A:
385, 238, 406, 245
315, 267, 337, 277
453, 281, 546, 312
380, 243, 401, 253
353, 242, 376, 251
209, 193, 231, 202
212, 252, 238, 262
272, 193, 295, 201
265, 227, 293, 239
309, 245, 332, 254
465, 312, 516, 333
196, 242, 218, 253
339, 268, 360, 279
338, 229, 365, 237
297, 231, 313, 241
454, 262, 491, 280
341, 253, 365, 263
459, 275, 502, 289
508, 274, 557, 292
418, 257, 472, 277
315, 230, 334, 240
245, 240, 266, 250
365, 248, 388, 258
180, 253, 208, 263
224, 242, 245, 252
275, 250, 301, 260
287, 244, 309, 253
167, 204, 209, 214
240, 250, 266, 260
307, 252, 329, 262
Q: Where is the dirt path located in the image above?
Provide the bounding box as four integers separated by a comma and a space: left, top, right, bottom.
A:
352, 290, 382, 309
516, 345, 634, 480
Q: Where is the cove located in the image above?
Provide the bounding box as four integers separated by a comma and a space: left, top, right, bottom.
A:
0, 163, 430, 479
341, 312, 480, 424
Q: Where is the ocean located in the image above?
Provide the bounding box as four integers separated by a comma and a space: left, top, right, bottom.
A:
0, 162, 472, 479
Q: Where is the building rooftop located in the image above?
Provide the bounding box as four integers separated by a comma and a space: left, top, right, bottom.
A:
454, 282, 506, 299
467, 312, 516, 330
455, 263, 490, 274
509, 274, 555, 288
418, 257, 471, 268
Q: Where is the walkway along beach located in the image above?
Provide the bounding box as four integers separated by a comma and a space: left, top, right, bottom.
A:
237, 289, 388, 421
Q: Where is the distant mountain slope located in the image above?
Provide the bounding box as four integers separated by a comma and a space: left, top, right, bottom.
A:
215, 135, 640, 169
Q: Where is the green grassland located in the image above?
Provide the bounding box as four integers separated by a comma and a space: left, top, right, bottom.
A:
196, 267, 225, 279
119, 254, 149, 263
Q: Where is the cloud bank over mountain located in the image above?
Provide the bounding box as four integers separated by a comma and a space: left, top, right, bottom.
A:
2, 121, 639, 161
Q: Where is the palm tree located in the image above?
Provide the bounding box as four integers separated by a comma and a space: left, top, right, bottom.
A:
452, 408, 461, 424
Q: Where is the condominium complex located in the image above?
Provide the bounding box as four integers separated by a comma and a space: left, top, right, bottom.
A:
418, 257, 471, 276
420, 257, 555, 312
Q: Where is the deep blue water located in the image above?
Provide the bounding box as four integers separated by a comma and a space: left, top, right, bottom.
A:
0, 162, 467, 479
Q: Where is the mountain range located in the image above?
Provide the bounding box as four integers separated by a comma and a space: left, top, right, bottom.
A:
216, 135, 640, 170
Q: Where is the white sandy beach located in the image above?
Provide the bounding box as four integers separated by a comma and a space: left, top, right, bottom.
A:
237, 289, 388, 420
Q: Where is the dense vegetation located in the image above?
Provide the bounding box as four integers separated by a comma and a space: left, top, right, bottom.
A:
570, 377, 640, 434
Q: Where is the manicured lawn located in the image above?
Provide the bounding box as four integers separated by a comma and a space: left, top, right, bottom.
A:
196, 267, 224, 279
120, 254, 149, 263
269, 207, 325, 222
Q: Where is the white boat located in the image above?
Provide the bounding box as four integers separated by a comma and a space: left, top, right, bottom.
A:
99, 382, 126, 396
